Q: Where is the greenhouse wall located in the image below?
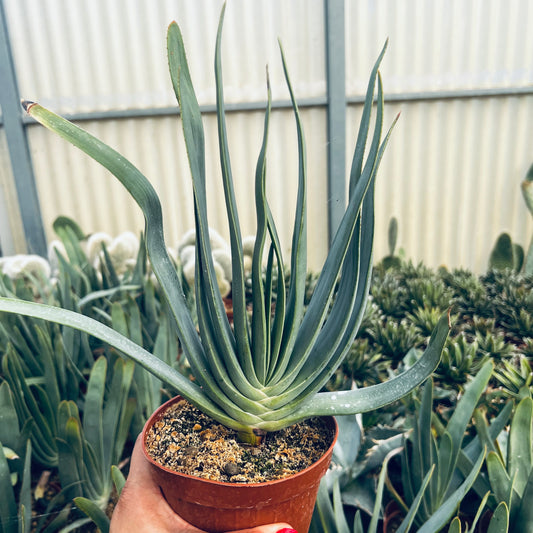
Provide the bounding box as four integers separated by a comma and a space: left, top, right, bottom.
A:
1, 0, 532, 272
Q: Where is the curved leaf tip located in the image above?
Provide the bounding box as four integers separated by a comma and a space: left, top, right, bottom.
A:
21, 99, 36, 112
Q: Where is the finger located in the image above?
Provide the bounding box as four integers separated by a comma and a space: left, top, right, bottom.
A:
125, 433, 154, 484
228, 524, 297, 533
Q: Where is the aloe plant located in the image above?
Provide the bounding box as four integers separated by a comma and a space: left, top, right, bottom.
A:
0, 382, 31, 533
319, 413, 404, 518
493, 356, 532, 400
54, 356, 135, 530
434, 334, 489, 388
386, 361, 494, 530
1, 323, 79, 467
0, 5, 449, 441
311, 446, 431, 533
51, 218, 186, 431
488, 164, 533, 275
483, 394, 533, 531
0, 441, 31, 533
445, 491, 491, 533
379, 216, 403, 270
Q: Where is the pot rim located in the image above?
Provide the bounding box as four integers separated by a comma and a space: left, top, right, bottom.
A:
141, 395, 338, 488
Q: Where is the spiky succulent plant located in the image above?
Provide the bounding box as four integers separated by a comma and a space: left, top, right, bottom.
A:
0, 5, 449, 441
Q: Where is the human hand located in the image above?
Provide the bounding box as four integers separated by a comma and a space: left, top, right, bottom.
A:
110, 435, 297, 533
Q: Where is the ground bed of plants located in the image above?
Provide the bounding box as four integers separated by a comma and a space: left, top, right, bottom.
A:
0, 223, 532, 532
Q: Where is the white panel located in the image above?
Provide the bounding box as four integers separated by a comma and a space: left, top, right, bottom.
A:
347, 96, 533, 272
0, 129, 27, 254
29, 107, 329, 271
4, 0, 325, 113
345, 0, 533, 95
343, 0, 533, 272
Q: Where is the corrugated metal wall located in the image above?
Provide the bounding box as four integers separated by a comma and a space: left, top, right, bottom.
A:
2, 0, 532, 272
345, 0, 533, 271
0, 129, 25, 254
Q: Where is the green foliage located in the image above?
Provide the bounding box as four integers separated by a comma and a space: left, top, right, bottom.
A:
323, 415, 404, 518
339, 339, 382, 386
488, 163, 533, 275
489, 233, 524, 272
521, 337, 533, 358
367, 319, 424, 364
0, 4, 531, 531
0, 383, 31, 533
0, 5, 450, 438
387, 363, 493, 530
481, 269, 533, 339
434, 334, 489, 387
476, 330, 514, 362
2, 332, 67, 467
408, 305, 447, 338
310, 451, 427, 533
483, 394, 533, 531
520, 163, 533, 274
441, 268, 490, 320
444, 492, 491, 533
0, 440, 31, 533
312, 367, 497, 533
310, 414, 426, 533
379, 217, 403, 270
0, 240, 530, 531
56, 356, 134, 508
353, 261, 532, 403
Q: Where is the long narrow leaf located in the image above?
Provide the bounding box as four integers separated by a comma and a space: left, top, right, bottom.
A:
486, 452, 512, 507
83, 357, 107, 477
445, 361, 494, 456
507, 397, 532, 496
273, 42, 308, 378
514, 469, 533, 531
368, 448, 403, 533
168, 21, 263, 400
250, 71, 273, 384
417, 449, 486, 533
332, 479, 351, 533
349, 39, 388, 193
22, 101, 211, 388
0, 297, 254, 431
19, 440, 32, 533
487, 502, 509, 533
267, 76, 391, 397
195, 282, 270, 415
310, 481, 337, 532
111, 466, 126, 496
0, 443, 17, 533
261, 311, 450, 427
457, 401, 513, 503
395, 466, 435, 533
213, 4, 255, 383
73, 497, 110, 533
102, 359, 134, 469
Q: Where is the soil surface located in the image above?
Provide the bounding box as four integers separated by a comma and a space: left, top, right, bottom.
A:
145, 399, 334, 483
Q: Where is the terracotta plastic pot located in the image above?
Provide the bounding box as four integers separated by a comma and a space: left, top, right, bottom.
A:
142, 396, 338, 533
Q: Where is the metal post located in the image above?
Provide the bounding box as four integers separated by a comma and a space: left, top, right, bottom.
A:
324, 0, 346, 246
0, 0, 47, 256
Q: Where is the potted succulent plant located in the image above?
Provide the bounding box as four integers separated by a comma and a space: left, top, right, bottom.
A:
0, 5, 450, 532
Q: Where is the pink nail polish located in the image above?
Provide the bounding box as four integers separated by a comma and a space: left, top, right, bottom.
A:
276, 529, 298, 533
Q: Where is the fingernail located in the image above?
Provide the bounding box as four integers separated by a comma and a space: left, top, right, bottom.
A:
276, 529, 298, 533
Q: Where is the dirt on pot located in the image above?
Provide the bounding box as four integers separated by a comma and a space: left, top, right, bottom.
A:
145, 399, 334, 483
